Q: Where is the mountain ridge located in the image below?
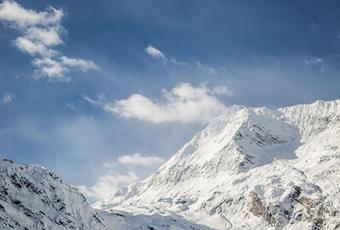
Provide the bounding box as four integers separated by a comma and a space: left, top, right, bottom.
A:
96, 99, 340, 230
0, 158, 209, 229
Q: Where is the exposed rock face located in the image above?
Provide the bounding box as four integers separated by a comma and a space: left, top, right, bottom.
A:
249, 186, 328, 230
97, 100, 340, 230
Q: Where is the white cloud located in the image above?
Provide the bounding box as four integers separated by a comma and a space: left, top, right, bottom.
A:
2, 93, 14, 104
169, 57, 187, 66
145, 45, 186, 65
82, 94, 104, 106
14, 36, 56, 57
26, 27, 63, 46
146, 45, 166, 61
197, 61, 217, 74
304, 57, 323, 65
85, 83, 231, 124
60, 56, 98, 71
32, 58, 67, 79
117, 153, 165, 166
0, 1, 62, 27
210, 85, 233, 96
304, 57, 325, 73
78, 171, 139, 201
78, 153, 165, 201
0, 1, 98, 81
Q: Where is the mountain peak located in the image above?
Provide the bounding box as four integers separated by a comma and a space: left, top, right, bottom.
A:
101, 99, 340, 229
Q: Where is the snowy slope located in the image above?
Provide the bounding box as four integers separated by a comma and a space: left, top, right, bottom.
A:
0, 158, 210, 230
0, 158, 105, 229
98, 100, 340, 230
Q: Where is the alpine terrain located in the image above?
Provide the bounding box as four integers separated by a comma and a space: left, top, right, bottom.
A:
1, 99, 340, 230
0, 158, 209, 229
96, 99, 340, 230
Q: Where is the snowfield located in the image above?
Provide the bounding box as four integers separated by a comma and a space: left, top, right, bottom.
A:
1, 99, 340, 229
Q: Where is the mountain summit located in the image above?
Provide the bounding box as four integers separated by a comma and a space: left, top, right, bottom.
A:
97, 100, 340, 230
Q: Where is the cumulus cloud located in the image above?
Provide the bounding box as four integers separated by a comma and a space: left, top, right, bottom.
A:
85, 83, 232, 124
0, 1, 62, 27
117, 153, 165, 166
78, 171, 139, 201
145, 45, 166, 61
78, 153, 164, 201
14, 36, 57, 57
32, 58, 66, 78
2, 93, 14, 104
145, 45, 186, 65
0, 1, 98, 81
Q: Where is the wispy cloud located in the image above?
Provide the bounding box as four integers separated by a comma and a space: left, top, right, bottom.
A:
304, 54, 340, 75
309, 21, 320, 34
0, 1, 98, 81
145, 45, 166, 61
2, 93, 14, 104
78, 153, 164, 201
304, 57, 326, 74
145, 45, 186, 65
78, 171, 139, 201
117, 153, 164, 166
304, 57, 323, 65
84, 82, 232, 124
337, 33, 340, 40
197, 61, 217, 74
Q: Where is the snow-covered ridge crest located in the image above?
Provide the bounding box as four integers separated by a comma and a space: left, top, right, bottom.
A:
279, 99, 340, 141
0, 158, 105, 229
0, 158, 211, 229
141, 105, 298, 188
99, 99, 340, 230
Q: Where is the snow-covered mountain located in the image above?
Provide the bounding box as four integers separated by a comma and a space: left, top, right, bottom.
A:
0, 158, 105, 229
0, 158, 209, 229
1, 99, 339, 229
96, 100, 340, 230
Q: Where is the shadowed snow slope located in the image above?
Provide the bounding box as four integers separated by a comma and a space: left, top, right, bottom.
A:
0, 159, 210, 230
96, 100, 340, 230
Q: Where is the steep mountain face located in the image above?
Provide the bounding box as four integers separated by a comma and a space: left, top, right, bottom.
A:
0, 158, 105, 229
97, 100, 340, 230
0, 159, 209, 230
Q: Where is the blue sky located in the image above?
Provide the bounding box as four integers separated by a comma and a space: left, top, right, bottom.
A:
1, 0, 340, 201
